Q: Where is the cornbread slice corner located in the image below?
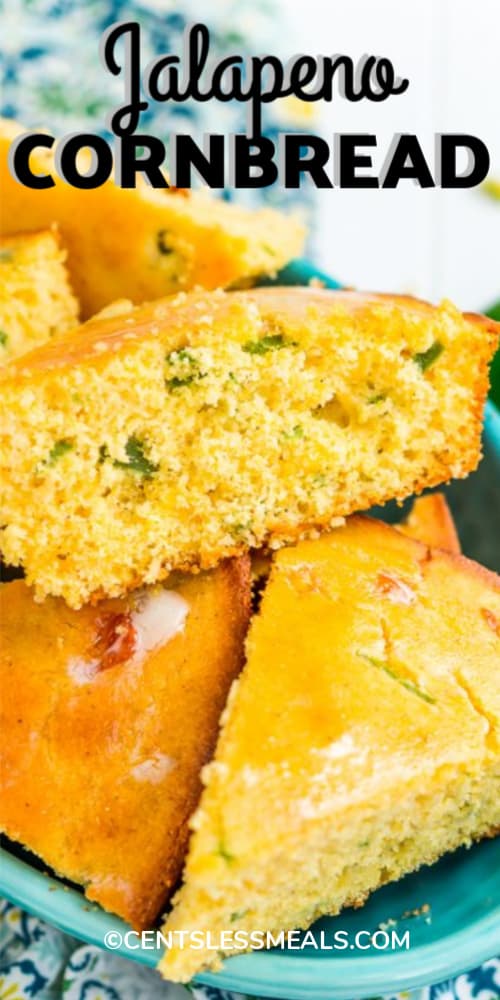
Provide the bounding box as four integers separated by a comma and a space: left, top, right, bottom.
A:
0, 286, 497, 607
0, 228, 79, 363
251, 493, 460, 586
399, 492, 461, 553
158, 517, 500, 982
0, 557, 251, 929
0, 117, 305, 318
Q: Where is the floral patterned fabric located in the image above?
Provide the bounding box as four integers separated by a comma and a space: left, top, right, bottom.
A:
0, 0, 316, 217
1, 902, 499, 1000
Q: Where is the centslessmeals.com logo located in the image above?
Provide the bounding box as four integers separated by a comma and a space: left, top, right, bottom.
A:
103, 927, 411, 953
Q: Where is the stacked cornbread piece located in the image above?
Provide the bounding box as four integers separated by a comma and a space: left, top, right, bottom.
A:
0, 561, 251, 929
0, 142, 499, 984
0, 288, 496, 606
0, 117, 305, 318
160, 515, 500, 980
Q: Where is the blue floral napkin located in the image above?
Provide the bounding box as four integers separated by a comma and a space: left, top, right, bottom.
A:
1, 902, 499, 1000
0, 0, 315, 219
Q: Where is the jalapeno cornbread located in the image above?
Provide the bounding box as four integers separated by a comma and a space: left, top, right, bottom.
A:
399, 492, 461, 553
159, 516, 500, 982
0, 118, 304, 318
0, 557, 251, 929
0, 229, 78, 364
1, 286, 497, 607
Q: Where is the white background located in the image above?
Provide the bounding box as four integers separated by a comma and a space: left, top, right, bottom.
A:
285, 0, 499, 311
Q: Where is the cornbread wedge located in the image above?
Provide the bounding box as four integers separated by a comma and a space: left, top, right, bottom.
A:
0, 558, 250, 929
159, 517, 500, 982
0, 118, 304, 318
1, 286, 497, 607
399, 492, 461, 553
0, 229, 78, 363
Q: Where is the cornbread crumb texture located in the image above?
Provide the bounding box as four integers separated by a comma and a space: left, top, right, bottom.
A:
0, 229, 79, 363
159, 516, 500, 981
0, 557, 251, 929
1, 287, 497, 608
0, 118, 305, 317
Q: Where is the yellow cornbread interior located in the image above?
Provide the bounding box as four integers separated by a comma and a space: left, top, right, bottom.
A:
0, 118, 304, 318
159, 517, 500, 982
1, 287, 496, 607
0, 230, 78, 363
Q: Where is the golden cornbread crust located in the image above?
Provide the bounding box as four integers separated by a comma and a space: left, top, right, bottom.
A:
0, 557, 251, 929
1, 287, 497, 607
0, 118, 305, 318
0, 228, 79, 363
398, 492, 461, 553
159, 517, 500, 982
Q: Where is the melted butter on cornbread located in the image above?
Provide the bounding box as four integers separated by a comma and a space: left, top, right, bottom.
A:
130, 751, 176, 784
131, 588, 189, 657
0, 558, 251, 930
67, 588, 189, 683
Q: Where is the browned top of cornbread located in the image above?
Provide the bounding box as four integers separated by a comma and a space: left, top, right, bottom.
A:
159, 516, 500, 982
0, 557, 251, 929
184, 516, 500, 832
2, 286, 498, 380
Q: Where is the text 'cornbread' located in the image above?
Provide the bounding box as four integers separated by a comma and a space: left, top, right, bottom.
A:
0, 118, 304, 318
0, 229, 78, 363
159, 517, 500, 982
0, 558, 250, 929
1, 287, 498, 606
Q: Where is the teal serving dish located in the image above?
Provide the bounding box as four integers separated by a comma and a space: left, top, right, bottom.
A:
1, 260, 499, 1000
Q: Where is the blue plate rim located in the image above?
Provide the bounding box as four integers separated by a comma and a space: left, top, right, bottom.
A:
1, 841, 499, 1000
